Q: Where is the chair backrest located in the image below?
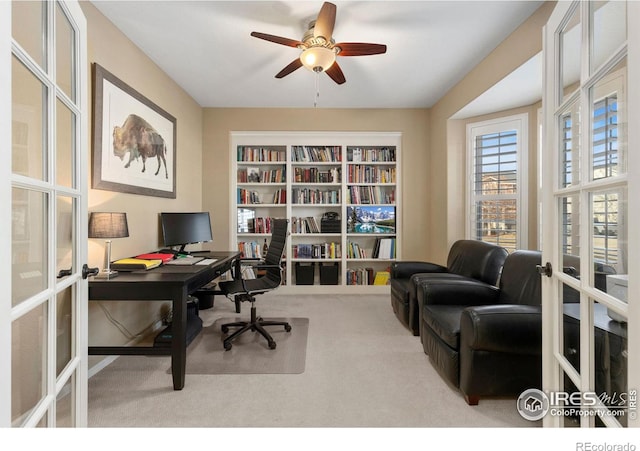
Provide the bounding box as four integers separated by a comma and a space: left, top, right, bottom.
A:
263, 218, 288, 285
446, 239, 509, 286
498, 250, 542, 306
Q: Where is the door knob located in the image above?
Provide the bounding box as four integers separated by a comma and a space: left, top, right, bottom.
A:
82, 264, 99, 279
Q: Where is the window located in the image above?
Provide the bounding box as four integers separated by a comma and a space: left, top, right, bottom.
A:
467, 114, 528, 252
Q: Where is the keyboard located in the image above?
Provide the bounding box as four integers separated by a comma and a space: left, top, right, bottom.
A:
196, 258, 218, 265
165, 257, 205, 266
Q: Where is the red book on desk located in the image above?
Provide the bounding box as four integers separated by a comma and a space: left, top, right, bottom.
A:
136, 252, 175, 263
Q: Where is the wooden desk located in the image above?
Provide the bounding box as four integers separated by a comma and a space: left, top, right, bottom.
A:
88, 251, 240, 390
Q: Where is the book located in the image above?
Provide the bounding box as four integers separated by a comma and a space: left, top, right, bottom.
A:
136, 253, 175, 263
111, 258, 163, 270
373, 271, 390, 285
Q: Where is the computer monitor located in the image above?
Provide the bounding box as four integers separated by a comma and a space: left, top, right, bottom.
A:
160, 212, 213, 254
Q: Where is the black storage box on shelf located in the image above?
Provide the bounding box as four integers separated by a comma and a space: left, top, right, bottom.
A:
320, 263, 339, 285
320, 219, 341, 233
295, 262, 315, 285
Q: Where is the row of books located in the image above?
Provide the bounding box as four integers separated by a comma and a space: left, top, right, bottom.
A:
346, 268, 391, 285
292, 242, 341, 259
237, 188, 287, 204
237, 167, 285, 183
347, 165, 396, 184
237, 146, 286, 162
291, 146, 341, 162
293, 167, 341, 183
373, 238, 396, 259
347, 147, 396, 163
291, 216, 321, 234
248, 217, 275, 234
292, 188, 341, 205
237, 241, 264, 259
347, 185, 395, 204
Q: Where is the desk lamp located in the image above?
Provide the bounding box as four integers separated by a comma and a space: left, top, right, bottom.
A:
88, 212, 129, 279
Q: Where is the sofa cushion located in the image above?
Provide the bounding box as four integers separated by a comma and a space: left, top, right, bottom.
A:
422, 304, 470, 350
447, 240, 508, 285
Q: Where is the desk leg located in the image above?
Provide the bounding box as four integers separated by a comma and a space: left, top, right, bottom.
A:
171, 287, 188, 390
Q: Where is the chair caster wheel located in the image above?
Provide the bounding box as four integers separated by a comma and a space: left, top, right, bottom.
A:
221, 326, 229, 334
224, 342, 232, 351
284, 324, 292, 332
268, 341, 276, 350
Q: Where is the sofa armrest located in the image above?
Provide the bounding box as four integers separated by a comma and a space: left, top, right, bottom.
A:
461, 304, 542, 354
417, 278, 500, 307
390, 261, 448, 279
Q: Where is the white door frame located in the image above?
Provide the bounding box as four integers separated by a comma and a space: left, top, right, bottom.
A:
542, 0, 639, 428
1, 0, 88, 427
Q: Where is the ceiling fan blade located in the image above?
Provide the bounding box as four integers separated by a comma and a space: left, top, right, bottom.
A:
275, 59, 303, 79
335, 42, 387, 57
314, 2, 336, 42
251, 31, 302, 48
325, 61, 346, 85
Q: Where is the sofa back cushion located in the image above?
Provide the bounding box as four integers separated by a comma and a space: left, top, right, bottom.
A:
498, 250, 542, 306
446, 240, 508, 286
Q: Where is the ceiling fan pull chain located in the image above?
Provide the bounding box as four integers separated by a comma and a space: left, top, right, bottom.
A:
314, 70, 320, 108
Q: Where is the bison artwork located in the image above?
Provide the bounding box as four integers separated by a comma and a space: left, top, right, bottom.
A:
112, 114, 169, 178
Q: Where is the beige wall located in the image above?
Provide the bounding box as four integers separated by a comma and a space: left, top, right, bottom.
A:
202, 108, 430, 260
428, 1, 555, 263
81, 2, 203, 349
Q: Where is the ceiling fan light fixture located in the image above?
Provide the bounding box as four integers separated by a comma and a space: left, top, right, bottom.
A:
300, 46, 336, 73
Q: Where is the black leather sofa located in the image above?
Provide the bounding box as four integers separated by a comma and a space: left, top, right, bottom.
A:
418, 250, 542, 405
390, 240, 508, 336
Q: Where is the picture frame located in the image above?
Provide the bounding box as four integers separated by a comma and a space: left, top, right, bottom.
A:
346, 205, 396, 234
92, 63, 177, 198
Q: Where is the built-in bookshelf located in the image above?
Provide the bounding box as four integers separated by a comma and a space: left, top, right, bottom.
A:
230, 132, 401, 293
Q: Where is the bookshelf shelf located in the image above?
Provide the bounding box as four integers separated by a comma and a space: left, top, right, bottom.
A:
230, 132, 401, 293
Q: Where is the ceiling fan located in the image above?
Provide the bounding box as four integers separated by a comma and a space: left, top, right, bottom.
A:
250, 2, 387, 85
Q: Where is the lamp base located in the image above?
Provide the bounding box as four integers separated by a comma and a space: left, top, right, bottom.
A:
95, 269, 119, 280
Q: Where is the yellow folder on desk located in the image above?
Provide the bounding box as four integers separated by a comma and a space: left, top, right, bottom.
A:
111, 258, 162, 271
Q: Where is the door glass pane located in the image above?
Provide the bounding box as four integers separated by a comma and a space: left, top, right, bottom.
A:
560, 194, 581, 370
591, 57, 626, 180
12, 188, 48, 307
559, 100, 580, 188
591, 188, 626, 294
11, 0, 46, 70
56, 195, 74, 279
55, 3, 75, 101
56, 99, 74, 188
56, 286, 73, 376
56, 376, 75, 427
591, 1, 627, 73
12, 56, 46, 181
11, 302, 48, 426
560, 5, 581, 102
593, 300, 628, 427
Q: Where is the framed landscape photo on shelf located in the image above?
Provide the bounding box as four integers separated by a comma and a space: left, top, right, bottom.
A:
347, 206, 396, 234
92, 63, 177, 198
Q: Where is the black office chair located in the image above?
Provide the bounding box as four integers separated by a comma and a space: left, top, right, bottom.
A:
219, 218, 291, 350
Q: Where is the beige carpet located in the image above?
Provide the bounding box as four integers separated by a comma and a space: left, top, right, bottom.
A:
181, 317, 308, 374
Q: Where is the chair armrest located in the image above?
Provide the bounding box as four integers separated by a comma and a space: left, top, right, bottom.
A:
418, 278, 500, 307
461, 304, 542, 354
390, 261, 448, 279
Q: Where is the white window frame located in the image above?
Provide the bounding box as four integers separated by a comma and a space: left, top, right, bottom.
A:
466, 113, 529, 251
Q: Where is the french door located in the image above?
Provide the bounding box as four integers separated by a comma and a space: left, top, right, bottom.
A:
542, 1, 639, 427
1, 1, 88, 427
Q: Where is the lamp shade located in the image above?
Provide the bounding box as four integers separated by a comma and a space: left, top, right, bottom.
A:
300, 46, 336, 72
88, 212, 129, 239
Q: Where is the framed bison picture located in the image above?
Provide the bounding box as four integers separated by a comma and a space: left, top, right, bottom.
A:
92, 63, 177, 198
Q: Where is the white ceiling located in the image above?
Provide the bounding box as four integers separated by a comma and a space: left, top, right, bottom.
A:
90, 0, 544, 110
